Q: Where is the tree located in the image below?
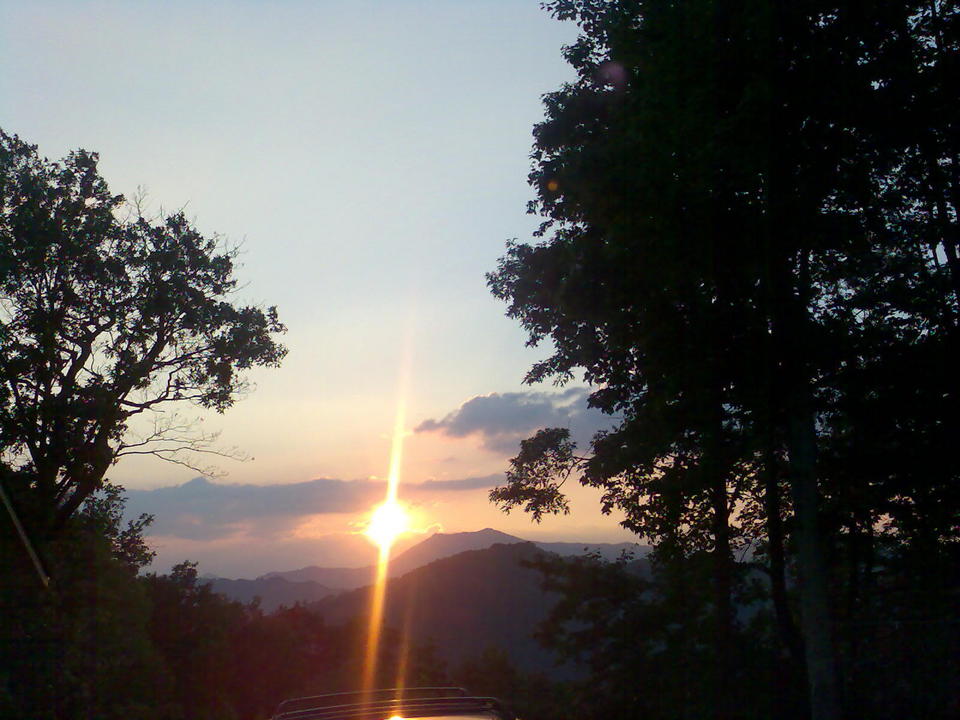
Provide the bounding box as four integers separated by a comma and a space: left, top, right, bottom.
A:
490, 0, 814, 714
77, 479, 156, 571
0, 482, 167, 719
488, 2, 959, 718
523, 551, 804, 720
143, 561, 248, 719
453, 646, 571, 720
0, 130, 286, 537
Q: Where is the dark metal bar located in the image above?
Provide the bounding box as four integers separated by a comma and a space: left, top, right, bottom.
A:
273, 688, 512, 720
0, 481, 50, 589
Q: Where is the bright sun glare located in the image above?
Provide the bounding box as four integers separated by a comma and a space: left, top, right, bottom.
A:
365, 499, 410, 550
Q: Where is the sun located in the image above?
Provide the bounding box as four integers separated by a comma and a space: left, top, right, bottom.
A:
365, 499, 411, 550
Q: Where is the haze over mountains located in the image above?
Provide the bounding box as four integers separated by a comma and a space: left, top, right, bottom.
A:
205, 530, 650, 675
209, 528, 646, 611
309, 542, 574, 673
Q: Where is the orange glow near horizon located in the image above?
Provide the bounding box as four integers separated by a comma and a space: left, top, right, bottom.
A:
364, 398, 412, 553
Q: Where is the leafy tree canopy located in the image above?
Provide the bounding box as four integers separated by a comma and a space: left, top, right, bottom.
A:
0, 130, 286, 535
487, 1, 959, 718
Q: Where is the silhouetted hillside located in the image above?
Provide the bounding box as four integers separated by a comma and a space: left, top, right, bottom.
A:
259, 565, 376, 589
208, 576, 336, 612
211, 530, 648, 608
260, 529, 525, 588
307, 542, 577, 675
388, 528, 525, 575
535, 541, 647, 562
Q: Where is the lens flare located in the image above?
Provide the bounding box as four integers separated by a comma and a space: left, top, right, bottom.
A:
361, 332, 413, 698
365, 499, 410, 550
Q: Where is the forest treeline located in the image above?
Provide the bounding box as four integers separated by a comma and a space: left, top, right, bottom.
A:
0, 487, 570, 720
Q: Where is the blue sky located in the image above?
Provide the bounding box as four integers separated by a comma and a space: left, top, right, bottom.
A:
1, 0, 635, 575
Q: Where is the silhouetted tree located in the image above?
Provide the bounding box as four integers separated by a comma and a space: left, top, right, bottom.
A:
0, 483, 166, 719
0, 130, 286, 538
454, 646, 571, 720
488, 2, 959, 718
143, 561, 248, 719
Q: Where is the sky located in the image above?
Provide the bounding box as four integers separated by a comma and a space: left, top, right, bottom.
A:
1, 0, 636, 577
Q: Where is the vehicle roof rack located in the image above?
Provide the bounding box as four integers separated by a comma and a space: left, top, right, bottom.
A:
277, 687, 469, 713
272, 687, 514, 720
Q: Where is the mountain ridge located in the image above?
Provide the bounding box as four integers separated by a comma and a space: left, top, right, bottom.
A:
307, 541, 578, 674
258, 528, 526, 584
208, 528, 649, 610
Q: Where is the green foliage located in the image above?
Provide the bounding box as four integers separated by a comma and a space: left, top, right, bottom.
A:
0, 129, 286, 534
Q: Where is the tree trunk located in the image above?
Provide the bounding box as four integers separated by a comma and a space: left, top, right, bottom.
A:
765, 228, 840, 720
763, 11, 843, 701
710, 464, 734, 720
762, 440, 807, 674
763, 160, 842, 720
784, 386, 840, 720
702, 386, 734, 720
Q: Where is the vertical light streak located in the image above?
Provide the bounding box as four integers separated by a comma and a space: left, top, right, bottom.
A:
392, 576, 419, 696
384, 397, 406, 507
360, 328, 413, 698
360, 397, 405, 695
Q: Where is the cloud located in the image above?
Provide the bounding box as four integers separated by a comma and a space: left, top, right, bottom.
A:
125, 476, 383, 541
415, 388, 615, 454
413, 473, 503, 491
143, 529, 431, 578
123, 473, 504, 542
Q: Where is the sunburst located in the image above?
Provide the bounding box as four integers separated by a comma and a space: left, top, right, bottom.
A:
365, 499, 411, 551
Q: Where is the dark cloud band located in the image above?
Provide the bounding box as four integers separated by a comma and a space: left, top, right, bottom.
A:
415, 388, 613, 453
124, 473, 503, 541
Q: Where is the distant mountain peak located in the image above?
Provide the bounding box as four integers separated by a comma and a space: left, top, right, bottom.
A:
388, 527, 527, 576
422, 528, 523, 542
